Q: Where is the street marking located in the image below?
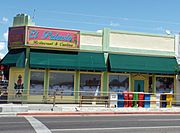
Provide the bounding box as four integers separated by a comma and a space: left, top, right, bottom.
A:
51, 126, 180, 131
30, 118, 180, 124
25, 116, 51, 133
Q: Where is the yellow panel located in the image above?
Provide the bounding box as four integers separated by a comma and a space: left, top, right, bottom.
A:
28, 95, 44, 103
8, 67, 25, 101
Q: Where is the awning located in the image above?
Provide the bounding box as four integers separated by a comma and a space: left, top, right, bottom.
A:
0, 49, 25, 68
30, 50, 106, 71
109, 54, 178, 74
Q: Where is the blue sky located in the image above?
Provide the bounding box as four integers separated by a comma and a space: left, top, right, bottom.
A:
1, 0, 180, 58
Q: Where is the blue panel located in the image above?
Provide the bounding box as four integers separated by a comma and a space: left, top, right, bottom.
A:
117, 93, 124, 107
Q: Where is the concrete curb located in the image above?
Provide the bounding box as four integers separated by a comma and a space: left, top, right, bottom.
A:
17, 111, 180, 116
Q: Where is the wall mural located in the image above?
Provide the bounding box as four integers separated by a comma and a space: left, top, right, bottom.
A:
14, 74, 24, 97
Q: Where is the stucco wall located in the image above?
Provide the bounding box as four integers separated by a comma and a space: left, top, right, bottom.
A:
80, 34, 102, 46
110, 32, 175, 52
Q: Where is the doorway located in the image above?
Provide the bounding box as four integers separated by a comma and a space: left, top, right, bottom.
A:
134, 80, 144, 92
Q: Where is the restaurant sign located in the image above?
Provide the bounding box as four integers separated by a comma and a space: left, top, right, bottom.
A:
27, 27, 80, 49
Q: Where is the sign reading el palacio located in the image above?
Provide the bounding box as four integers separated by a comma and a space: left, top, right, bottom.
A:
8, 26, 80, 49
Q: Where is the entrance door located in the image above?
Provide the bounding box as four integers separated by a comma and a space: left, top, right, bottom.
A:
134, 80, 144, 92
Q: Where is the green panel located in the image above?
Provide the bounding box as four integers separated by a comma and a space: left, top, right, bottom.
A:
109, 47, 175, 57
102, 72, 108, 96
75, 71, 80, 103
30, 51, 106, 71
109, 54, 178, 74
80, 45, 102, 51
0, 49, 25, 67
43, 69, 49, 103
102, 28, 110, 52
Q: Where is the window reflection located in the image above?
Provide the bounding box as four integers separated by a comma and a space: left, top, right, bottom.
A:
49, 72, 74, 96
156, 77, 174, 93
109, 75, 129, 92
30, 71, 44, 95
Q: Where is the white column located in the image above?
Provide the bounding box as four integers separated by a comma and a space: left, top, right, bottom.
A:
176, 75, 180, 105
175, 34, 180, 63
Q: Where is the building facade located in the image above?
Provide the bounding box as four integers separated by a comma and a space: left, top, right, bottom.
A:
0, 14, 178, 103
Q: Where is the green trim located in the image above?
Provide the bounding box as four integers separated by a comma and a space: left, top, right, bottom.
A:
80, 45, 102, 51
152, 74, 156, 93
80, 31, 102, 36
109, 47, 175, 57
110, 29, 174, 39
102, 72, 108, 96
75, 71, 80, 103
23, 47, 30, 103
43, 69, 49, 103
130, 74, 133, 92
102, 28, 110, 52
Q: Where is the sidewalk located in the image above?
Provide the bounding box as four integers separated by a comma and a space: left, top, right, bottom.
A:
1, 103, 180, 116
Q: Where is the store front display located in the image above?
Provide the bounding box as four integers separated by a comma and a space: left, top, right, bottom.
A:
49, 72, 74, 96
80, 73, 101, 96
0, 14, 179, 104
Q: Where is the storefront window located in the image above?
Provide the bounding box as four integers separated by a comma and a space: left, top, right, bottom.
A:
109, 75, 129, 92
30, 71, 44, 95
49, 72, 74, 96
80, 74, 101, 96
156, 77, 174, 93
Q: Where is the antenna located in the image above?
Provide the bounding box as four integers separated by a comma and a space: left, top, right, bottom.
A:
32, 9, 36, 20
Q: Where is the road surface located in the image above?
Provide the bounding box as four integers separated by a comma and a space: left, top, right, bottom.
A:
1, 115, 180, 133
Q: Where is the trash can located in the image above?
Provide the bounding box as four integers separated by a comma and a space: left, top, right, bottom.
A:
117, 93, 124, 107
166, 94, 173, 108
160, 94, 167, 108
128, 92, 133, 107
138, 93, 144, 107
144, 94, 150, 108
150, 95, 156, 108
123, 91, 129, 107
133, 93, 138, 108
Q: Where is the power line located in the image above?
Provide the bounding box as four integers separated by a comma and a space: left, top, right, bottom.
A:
38, 18, 167, 32
38, 10, 180, 25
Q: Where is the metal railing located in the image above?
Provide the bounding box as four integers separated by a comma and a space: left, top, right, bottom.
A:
0, 89, 178, 108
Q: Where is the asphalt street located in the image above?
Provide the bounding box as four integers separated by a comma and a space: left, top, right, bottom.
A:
1, 115, 180, 133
